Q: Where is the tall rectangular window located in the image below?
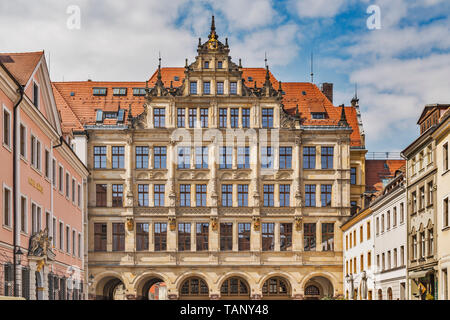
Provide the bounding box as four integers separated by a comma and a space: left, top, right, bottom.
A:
112, 146, 124, 169
261, 147, 273, 169
20, 124, 26, 157
94, 223, 107, 251
400, 203, 404, 223
66, 226, 70, 253
262, 108, 273, 128
94, 146, 107, 169
154, 184, 165, 207
177, 147, 190, 169
230, 108, 239, 128
177, 108, 186, 127
3, 109, 11, 147
263, 184, 274, 207
238, 223, 251, 251
138, 184, 149, 207
444, 143, 448, 171
220, 147, 232, 169
136, 146, 149, 169
351, 167, 357, 185
279, 147, 292, 169
154, 146, 166, 169
420, 187, 425, 210
136, 223, 149, 251
237, 147, 250, 169
322, 223, 334, 251
112, 184, 123, 207
154, 223, 167, 251
190, 81, 197, 95
33, 82, 39, 108
321, 147, 334, 169
242, 109, 250, 128
52, 160, 56, 187
428, 181, 434, 206
412, 192, 417, 212
220, 223, 233, 251
58, 166, 63, 192
195, 146, 208, 169
196, 223, 209, 251
222, 184, 233, 207
196, 184, 207, 207
178, 223, 191, 251
280, 223, 292, 251
305, 185, 316, 207
3, 187, 11, 227
262, 223, 274, 251
72, 230, 76, 255
203, 81, 211, 95
96, 184, 107, 207
153, 108, 165, 128
180, 185, 191, 207
20, 196, 26, 233
238, 185, 248, 207
321, 185, 332, 207
45, 150, 50, 179
72, 179, 76, 202
279, 184, 290, 207
65, 173, 70, 198
303, 147, 316, 169
304, 223, 316, 251
200, 108, 208, 128
230, 82, 237, 95
112, 223, 125, 251
428, 228, 434, 256
444, 198, 449, 228
219, 108, 227, 128
189, 108, 197, 128
217, 82, 224, 95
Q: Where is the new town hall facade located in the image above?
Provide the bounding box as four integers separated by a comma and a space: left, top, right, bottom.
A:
50, 18, 366, 300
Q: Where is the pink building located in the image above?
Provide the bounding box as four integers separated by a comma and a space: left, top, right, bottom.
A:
0, 52, 89, 299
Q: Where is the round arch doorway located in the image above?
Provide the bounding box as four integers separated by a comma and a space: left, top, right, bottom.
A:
141, 278, 167, 300
96, 277, 126, 300
303, 276, 334, 300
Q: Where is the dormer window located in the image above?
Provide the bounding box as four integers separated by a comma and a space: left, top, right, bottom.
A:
217, 61, 223, 69
311, 113, 326, 119
96, 110, 103, 123
113, 88, 127, 96
248, 77, 253, 82
117, 109, 125, 123
93, 88, 107, 96
174, 76, 180, 81
103, 112, 117, 119
133, 88, 146, 96
204, 61, 209, 69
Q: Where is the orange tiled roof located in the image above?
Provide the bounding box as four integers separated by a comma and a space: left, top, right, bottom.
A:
365, 160, 406, 193
0, 51, 43, 85
52, 67, 364, 147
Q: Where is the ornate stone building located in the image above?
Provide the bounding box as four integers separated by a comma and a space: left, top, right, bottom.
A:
52, 17, 366, 300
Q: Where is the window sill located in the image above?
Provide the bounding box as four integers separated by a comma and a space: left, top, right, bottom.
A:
442, 226, 450, 232
2, 143, 12, 153
30, 165, 42, 176
20, 155, 28, 163
2, 225, 13, 231
442, 169, 450, 176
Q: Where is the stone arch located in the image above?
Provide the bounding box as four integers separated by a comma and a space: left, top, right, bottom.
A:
93, 271, 127, 300
134, 272, 170, 300
137, 173, 148, 180
153, 172, 165, 180
299, 272, 339, 295
177, 275, 210, 300
221, 172, 232, 180
259, 272, 294, 300
217, 273, 252, 300
194, 172, 207, 180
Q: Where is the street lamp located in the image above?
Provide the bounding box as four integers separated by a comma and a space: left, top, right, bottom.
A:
88, 274, 94, 287
15, 247, 23, 265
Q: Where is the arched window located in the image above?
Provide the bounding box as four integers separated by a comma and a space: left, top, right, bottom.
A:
305, 285, 320, 296
180, 277, 209, 297
221, 277, 249, 296
262, 277, 289, 296
378, 289, 383, 300
387, 287, 393, 300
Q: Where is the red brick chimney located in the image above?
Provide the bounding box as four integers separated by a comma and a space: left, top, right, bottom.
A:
321, 83, 333, 104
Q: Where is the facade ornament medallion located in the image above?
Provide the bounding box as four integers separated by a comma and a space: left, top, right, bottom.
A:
126, 217, 134, 231
211, 217, 218, 231
253, 217, 261, 231
169, 217, 176, 231
295, 217, 303, 231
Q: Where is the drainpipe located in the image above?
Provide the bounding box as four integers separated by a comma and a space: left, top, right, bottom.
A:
12, 80, 24, 297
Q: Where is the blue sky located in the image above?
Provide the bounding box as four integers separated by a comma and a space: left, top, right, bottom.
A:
1, 0, 449, 153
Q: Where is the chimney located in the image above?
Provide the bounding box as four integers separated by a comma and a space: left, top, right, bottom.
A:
321, 83, 333, 104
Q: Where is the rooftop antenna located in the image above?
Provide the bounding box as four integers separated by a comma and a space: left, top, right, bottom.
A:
310, 51, 314, 83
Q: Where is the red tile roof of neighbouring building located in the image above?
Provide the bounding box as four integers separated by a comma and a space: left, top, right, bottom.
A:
52, 67, 364, 147
0, 51, 44, 85
365, 160, 406, 193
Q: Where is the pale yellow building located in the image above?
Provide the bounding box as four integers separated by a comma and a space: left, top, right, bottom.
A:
53, 17, 366, 300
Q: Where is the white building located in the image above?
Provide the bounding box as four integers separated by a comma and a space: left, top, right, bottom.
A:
342, 208, 375, 300
372, 170, 407, 300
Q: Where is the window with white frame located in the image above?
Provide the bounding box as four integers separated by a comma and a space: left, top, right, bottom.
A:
52, 217, 56, 247
78, 233, 82, 258
72, 179, 76, 203
77, 184, 81, 208
3, 107, 11, 148
52, 159, 56, 187
58, 165, 63, 192
66, 225, 70, 253
20, 124, 26, 157
20, 196, 27, 233
59, 222, 64, 250
3, 186, 12, 227
65, 172, 70, 198
30, 135, 41, 170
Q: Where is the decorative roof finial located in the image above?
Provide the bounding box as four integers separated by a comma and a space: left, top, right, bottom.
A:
157, 52, 162, 81
239, 58, 242, 68
310, 51, 314, 83
225, 37, 228, 47
208, 15, 218, 40
351, 83, 359, 106
338, 104, 349, 127
278, 81, 283, 93
198, 38, 202, 46
264, 52, 268, 68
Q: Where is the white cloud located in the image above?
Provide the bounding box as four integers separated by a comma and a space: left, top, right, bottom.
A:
291, 0, 347, 18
